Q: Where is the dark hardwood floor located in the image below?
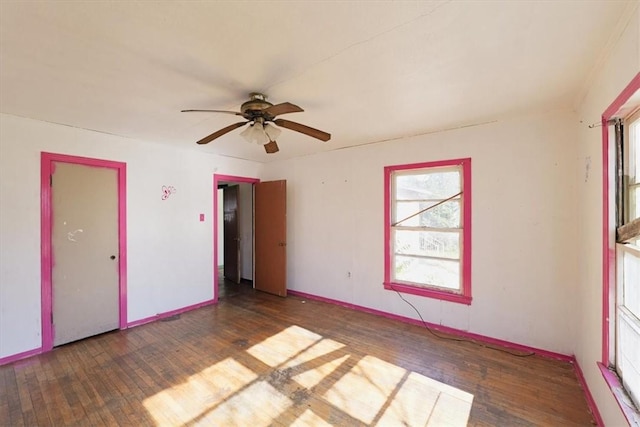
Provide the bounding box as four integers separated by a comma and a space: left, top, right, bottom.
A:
1, 278, 596, 426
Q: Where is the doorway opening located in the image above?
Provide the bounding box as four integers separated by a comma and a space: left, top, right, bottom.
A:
214, 175, 259, 301
213, 175, 288, 301
216, 178, 257, 299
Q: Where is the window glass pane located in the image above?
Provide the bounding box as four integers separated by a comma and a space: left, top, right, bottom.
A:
396, 171, 460, 200
395, 200, 460, 228
394, 256, 460, 290
622, 248, 640, 318
617, 313, 640, 408
395, 230, 460, 259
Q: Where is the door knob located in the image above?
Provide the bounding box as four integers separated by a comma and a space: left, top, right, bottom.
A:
110, 255, 116, 260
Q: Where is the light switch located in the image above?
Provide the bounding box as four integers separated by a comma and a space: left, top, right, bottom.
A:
199, 213, 205, 222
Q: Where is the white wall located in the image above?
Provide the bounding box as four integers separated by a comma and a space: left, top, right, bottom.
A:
262, 109, 579, 355
574, 5, 639, 427
0, 113, 263, 359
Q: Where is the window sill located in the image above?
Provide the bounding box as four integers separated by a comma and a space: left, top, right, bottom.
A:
384, 282, 472, 305
598, 362, 640, 426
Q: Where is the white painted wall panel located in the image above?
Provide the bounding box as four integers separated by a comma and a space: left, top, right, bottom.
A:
263, 109, 579, 355
0, 113, 262, 359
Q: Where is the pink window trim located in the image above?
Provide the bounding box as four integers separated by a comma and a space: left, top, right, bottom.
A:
384, 157, 472, 305
40, 152, 127, 352
600, 72, 640, 425
212, 174, 260, 302
601, 72, 640, 365
598, 362, 640, 425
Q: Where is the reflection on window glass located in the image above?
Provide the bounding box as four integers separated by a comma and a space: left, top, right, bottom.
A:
394, 256, 460, 290
396, 171, 460, 200
395, 230, 460, 259
395, 200, 460, 228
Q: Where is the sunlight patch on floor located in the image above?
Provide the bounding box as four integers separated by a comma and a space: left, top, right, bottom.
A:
195, 380, 291, 426
323, 355, 407, 424
281, 337, 345, 369
247, 325, 322, 367
142, 357, 257, 426
292, 354, 351, 389
143, 325, 474, 426
290, 409, 334, 426
377, 372, 474, 426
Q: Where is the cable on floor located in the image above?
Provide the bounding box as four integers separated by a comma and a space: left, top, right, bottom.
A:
391, 286, 535, 358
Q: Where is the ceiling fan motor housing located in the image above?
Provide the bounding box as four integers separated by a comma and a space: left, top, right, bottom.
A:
241, 93, 274, 120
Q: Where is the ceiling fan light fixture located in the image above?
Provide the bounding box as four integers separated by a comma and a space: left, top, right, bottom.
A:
240, 122, 269, 145
264, 123, 281, 140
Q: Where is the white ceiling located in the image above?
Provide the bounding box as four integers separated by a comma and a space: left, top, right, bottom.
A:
0, 1, 634, 163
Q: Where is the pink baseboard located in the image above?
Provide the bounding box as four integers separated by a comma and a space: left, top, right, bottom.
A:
0, 347, 43, 366
572, 359, 604, 427
288, 289, 605, 423
1, 299, 217, 366
127, 299, 215, 328
288, 289, 572, 361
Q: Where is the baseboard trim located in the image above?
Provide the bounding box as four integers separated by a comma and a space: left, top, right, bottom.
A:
288, 289, 572, 361
0, 347, 43, 366
127, 299, 216, 328
572, 359, 604, 427
288, 289, 606, 424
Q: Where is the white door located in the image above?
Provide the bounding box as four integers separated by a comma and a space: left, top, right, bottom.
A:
51, 162, 120, 346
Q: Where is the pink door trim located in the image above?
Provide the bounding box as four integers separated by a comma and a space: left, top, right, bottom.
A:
41, 152, 127, 351
213, 174, 260, 302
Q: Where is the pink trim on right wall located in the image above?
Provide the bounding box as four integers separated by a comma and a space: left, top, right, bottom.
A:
600, 72, 640, 425
601, 72, 640, 366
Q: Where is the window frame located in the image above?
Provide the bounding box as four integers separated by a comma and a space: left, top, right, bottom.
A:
613, 109, 640, 412
623, 108, 640, 226
601, 72, 640, 426
384, 158, 472, 305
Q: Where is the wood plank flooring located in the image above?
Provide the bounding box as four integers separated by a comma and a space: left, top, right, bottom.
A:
1, 281, 596, 426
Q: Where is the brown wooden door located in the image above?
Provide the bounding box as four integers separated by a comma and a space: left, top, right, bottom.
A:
223, 185, 241, 284
255, 180, 287, 297
52, 162, 119, 346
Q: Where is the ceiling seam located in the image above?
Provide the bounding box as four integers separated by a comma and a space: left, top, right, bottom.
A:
572, 1, 639, 111
264, 0, 452, 93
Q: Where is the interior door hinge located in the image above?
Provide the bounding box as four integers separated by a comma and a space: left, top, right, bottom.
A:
50, 174, 53, 187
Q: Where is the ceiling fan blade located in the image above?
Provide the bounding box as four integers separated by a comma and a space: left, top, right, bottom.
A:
196, 121, 248, 145
182, 109, 242, 116
264, 141, 279, 154
274, 119, 331, 142
264, 102, 304, 117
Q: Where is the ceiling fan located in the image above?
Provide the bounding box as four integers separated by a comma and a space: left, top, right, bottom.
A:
182, 93, 331, 154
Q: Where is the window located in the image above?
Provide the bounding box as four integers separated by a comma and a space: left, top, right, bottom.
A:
384, 158, 471, 304
622, 110, 640, 234
614, 110, 640, 413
